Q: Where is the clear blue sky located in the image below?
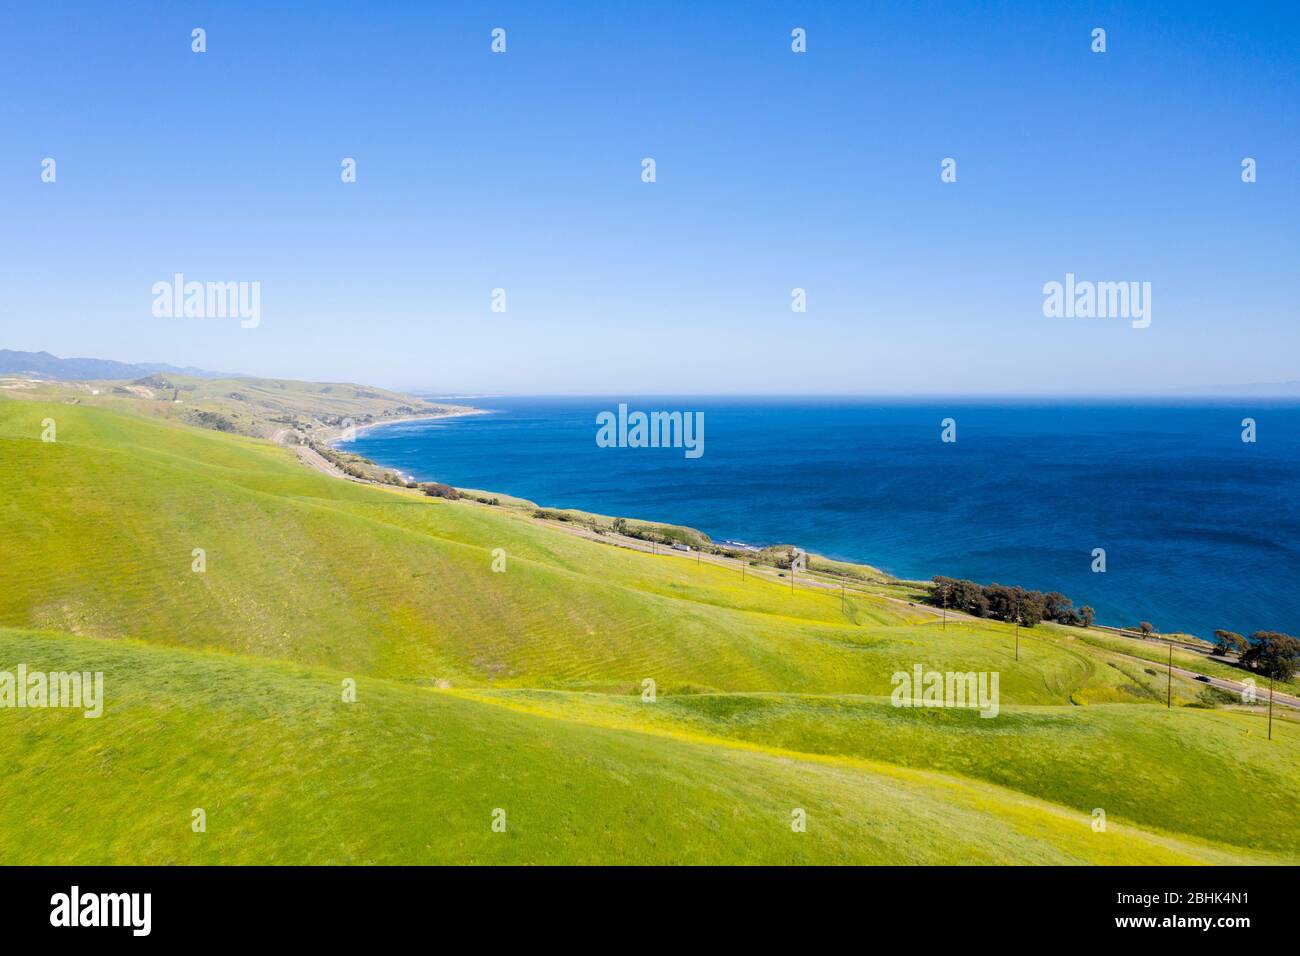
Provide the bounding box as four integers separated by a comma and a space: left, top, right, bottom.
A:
2, 1, 1297, 394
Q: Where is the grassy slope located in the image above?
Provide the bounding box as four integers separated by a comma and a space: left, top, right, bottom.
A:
461, 689, 1300, 857
0, 401, 1123, 697
1069, 627, 1300, 691
0, 373, 465, 439
0, 628, 1269, 865
1, 398, 1296, 864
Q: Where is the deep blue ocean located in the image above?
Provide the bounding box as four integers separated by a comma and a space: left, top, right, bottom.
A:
347, 397, 1300, 640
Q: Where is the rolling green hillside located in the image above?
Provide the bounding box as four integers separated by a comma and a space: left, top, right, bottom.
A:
0, 628, 1276, 865
0, 371, 467, 440
0, 396, 1295, 864
0, 400, 1114, 696
461, 688, 1300, 857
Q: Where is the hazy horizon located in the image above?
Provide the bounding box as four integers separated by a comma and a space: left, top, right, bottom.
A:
9, 346, 1300, 400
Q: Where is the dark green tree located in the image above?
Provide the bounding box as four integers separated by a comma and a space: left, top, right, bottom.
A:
1212, 629, 1247, 656
1241, 632, 1300, 682
1043, 592, 1072, 622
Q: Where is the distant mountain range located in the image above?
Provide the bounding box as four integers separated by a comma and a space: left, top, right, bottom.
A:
7, 348, 1299, 397
0, 350, 237, 381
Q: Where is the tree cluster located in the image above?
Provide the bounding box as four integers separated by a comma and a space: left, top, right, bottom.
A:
1239, 631, 1300, 682
929, 576, 1094, 629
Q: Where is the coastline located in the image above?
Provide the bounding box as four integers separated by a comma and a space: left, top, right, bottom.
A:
328, 408, 949, 600
277, 406, 490, 486
315, 400, 1292, 647
321, 406, 489, 446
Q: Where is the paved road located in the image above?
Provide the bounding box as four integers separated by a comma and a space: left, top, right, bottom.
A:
272, 427, 357, 481
1105, 647, 1300, 711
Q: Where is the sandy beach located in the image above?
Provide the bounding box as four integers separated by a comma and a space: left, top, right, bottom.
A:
318, 405, 487, 445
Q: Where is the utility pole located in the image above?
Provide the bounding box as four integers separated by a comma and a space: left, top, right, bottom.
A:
1014, 620, 1019, 662
942, 594, 947, 631
1170, 642, 1180, 712
1269, 674, 1275, 740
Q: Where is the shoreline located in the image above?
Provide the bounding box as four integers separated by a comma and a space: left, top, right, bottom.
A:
329, 410, 971, 598
325, 407, 811, 565
321, 406, 489, 446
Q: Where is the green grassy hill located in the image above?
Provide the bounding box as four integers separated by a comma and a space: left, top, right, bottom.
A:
461, 688, 1300, 857
0, 371, 467, 439
1, 397, 1295, 864
0, 627, 1276, 865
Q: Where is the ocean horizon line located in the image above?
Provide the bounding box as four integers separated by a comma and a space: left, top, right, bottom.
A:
406, 391, 1300, 404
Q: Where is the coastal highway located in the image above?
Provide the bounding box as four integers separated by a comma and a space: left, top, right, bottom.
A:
272, 427, 361, 481
1104, 647, 1300, 711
